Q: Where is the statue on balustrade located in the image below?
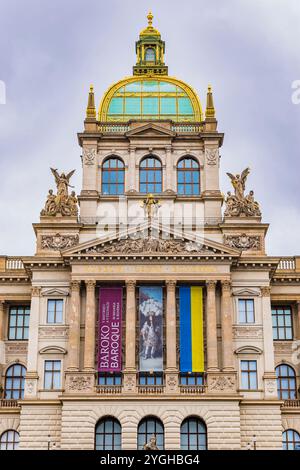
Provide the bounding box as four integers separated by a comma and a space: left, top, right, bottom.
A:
40, 168, 78, 217
143, 434, 159, 450
224, 167, 261, 217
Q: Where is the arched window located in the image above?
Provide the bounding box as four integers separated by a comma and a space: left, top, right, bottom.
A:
102, 157, 125, 195
140, 156, 162, 194
4, 364, 26, 400
177, 157, 200, 195
0, 430, 20, 450
282, 429, 300, 450
95, 417, 121, 450
180, 417, 207, 450
145, 48, 155, 62
276, 364, 297, 400
137, 416, 164, 450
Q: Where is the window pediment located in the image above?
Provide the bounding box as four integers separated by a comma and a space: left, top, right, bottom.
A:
235, 345, 262, 355
39, 346, 67, 355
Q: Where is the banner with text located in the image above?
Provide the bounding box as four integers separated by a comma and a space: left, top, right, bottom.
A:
179, 286, 204, 372
139, 286, 163, 371
98, 287, 123, 372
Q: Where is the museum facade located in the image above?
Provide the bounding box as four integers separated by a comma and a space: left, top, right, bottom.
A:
0, 13, 300, 450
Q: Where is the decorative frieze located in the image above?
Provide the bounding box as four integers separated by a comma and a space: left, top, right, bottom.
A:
5, 342, 28, 355
39, 325, 69, 338
207, 373, 237, 393
41, 233, 79, 250
233, 325, 263, 339
225, 234, 261, 250
65, 373, 94, 393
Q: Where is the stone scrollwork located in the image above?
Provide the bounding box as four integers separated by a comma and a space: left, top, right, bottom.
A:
208, 374, 236, 393
83, 148, 97, 166
224, 168, 261, 217
225, 234, 261, 250
40, 168, 78, 217
41, 233, 79, 250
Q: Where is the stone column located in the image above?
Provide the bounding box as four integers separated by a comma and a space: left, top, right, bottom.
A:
67, 280, 81, 370
84, 280, 96, 370
123, 280, 137, 393
165, 280, 178, 394
24, 287, 41, 398
128, 146, 136, 192
261, 286, 277, 399
165, 146, 173, 192
296, 302, 300, 339
206, 280, 219, 371
221, 280, 234, 371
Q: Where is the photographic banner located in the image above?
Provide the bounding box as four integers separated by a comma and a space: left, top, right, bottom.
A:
179, 286, 204, 372
98, 287, 123, 372
139, 286, 163, 371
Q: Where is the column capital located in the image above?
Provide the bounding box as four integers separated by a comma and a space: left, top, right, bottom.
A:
221, 280, 231, 291
166, 280, 176, 290
206, 280, 217, 290
70, 280, 81, 292
125, 280, 136, 291
31, 286, 41, 297
261, 286, 271, 297
85, 280, 96, 291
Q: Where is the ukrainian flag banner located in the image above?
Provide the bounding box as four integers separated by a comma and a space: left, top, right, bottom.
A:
179, 286, 204, 372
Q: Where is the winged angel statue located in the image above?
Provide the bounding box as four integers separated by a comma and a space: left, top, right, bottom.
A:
40, 168, 78, 217
224, 167, 261, 217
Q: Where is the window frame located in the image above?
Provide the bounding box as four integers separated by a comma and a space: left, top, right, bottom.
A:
272, 305, 293, 341
97, 373, 122, 386
8, 305, 30, 340
238, 298, 255, 324
282, 429, 300, 450
0, 430, 20, 450
4, 363, 26, 400
46, 299, 64, 324
138, 372, 164, 386
180, 417, 207, 450
137, 416, 164, 450
101, 157, 125, 196
43, 360, 62, 390
179, 373, 204, 386
240, 360, 258, 390
276, 364, 297, 400
95, 417, 122, 450
139, 156, 162, 194
177, 157, 200, 196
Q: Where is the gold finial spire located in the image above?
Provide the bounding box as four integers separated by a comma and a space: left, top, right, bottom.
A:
86, 84, 96, 119
147, 10, 153, 26
205, 84, 215, 119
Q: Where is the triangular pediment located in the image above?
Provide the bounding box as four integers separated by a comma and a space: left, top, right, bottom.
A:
125, 122, 175, 138
62, 221, 240, 260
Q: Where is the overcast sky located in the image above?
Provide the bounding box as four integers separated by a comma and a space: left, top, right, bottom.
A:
0, 0, 300, 256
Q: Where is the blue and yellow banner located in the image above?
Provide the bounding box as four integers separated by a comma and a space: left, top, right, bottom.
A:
179, 286, 204, 372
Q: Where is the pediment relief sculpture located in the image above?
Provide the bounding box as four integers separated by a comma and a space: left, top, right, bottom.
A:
84, 236, 212, 256
40, 168, 78, 217
224, 168, 261, 217
224, 233, 261, 250
41, 233, 79, 250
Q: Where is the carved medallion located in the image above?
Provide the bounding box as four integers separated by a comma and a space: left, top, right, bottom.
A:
83, 148, 97, 166
225, 234, 261, 250
41, 233, 79, 250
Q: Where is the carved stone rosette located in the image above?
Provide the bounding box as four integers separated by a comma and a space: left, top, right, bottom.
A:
205, 148, 218, 166
82, 148, 97, 166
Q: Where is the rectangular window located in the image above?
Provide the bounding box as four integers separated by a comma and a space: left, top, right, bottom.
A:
179, 373, 204, 386
8, 306, 30, 340
97, 373, 122, 386
241, 360, 258, 390
47, 299, 63, 324
44, 360, 61, 390
272, 306, 293, 340
138, 373, 163, 386
238, 299, 255, 323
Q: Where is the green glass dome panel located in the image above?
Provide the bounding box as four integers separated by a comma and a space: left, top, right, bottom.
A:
106, 79, 197, 122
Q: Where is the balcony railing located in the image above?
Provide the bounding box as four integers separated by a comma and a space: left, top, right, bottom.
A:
172, 123, 203, 133
96, 122, 204, 134
138, 385, 165, 395
277, 258, 296, 271
0, 399, 20, 408
5, 258, 24, 270
96, 385, 122, 395
179, 384, 206, 395
282, 399, 300, 408
97, 122, 130, 133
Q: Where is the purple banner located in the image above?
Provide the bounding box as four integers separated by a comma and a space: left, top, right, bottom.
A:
98, 287, 123, 372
